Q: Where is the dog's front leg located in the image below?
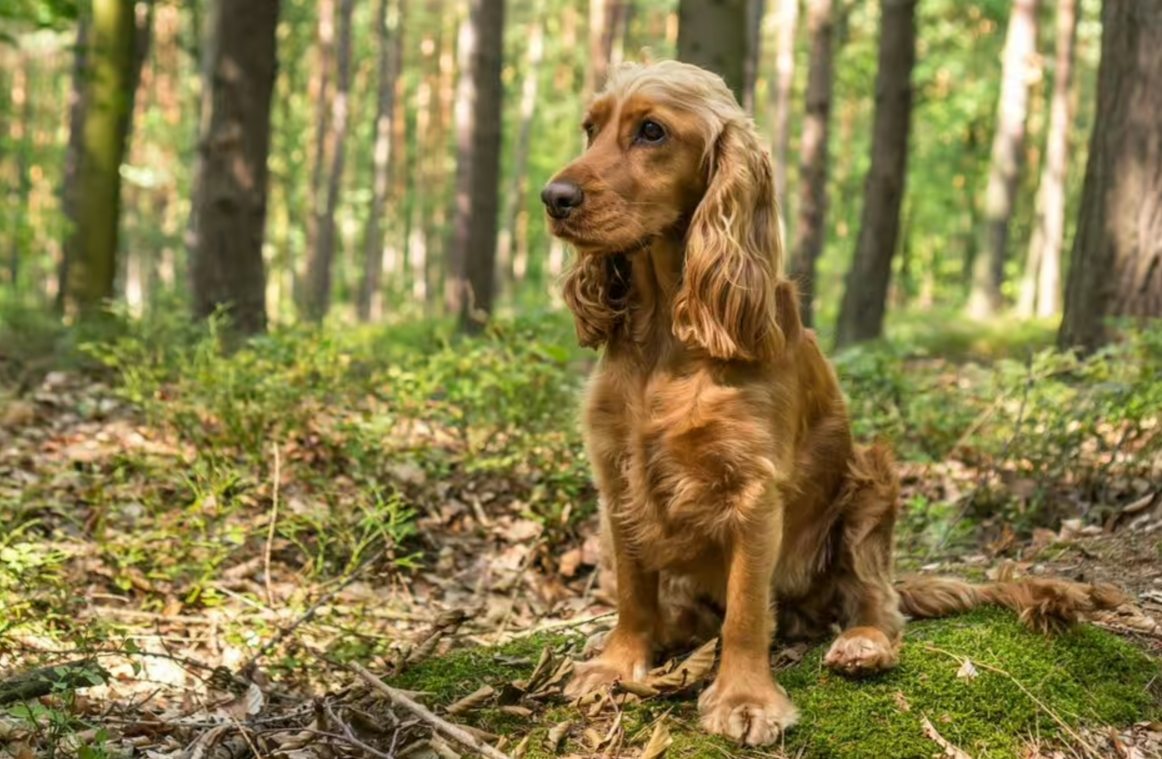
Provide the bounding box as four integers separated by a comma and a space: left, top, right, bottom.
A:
564, 509, 658, 697
699, 493, 798, 746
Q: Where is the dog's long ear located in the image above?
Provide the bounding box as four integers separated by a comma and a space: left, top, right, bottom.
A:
672, 121, 784, 362
561, 254, 630, 350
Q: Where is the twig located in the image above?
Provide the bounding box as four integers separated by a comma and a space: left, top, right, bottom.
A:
323, 699, 399, 759
504, 611, 617, 640
923, 645, 1103, 759
349, 662, 513, 759
264, 442, 282, 608
259, 726, 397, 759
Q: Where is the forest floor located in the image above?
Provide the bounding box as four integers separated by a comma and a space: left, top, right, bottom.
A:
1, 310, 1161, 759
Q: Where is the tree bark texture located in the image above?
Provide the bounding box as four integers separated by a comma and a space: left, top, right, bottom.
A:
587, 0, 621, 98
742, 0, 765, 114
769, 0, 798, 207
304, 0, 355, 322
1058, 0, 1162, 353
190, 0, 281, 335
303, 0, 335, 293
677, 0, 748, 104
447, 0, 505, 332
789, 0, 833, 329
834, 0, 918, 348
968, 0, 1040, 319
358, 0, 405, 323
1022, 0, 1078, 318
61, 0, 136, 319
497, 11, 544, 300
57, 12, 90, 311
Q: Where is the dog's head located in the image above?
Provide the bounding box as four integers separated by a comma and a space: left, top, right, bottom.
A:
543, 60, 784, 361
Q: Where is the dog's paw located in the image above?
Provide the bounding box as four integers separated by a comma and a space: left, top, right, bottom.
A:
824, 626, 899, 676
563, 653, 649, 698
697, 678, 799, 746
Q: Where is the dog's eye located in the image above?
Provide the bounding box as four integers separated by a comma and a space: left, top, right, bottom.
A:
636, 120, 666, 144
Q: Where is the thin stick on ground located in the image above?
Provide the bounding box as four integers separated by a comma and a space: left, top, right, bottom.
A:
264, 442, 282, 607
349, 662, 514, 759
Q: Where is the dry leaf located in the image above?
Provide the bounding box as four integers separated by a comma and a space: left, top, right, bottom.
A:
956, 659, 979, 681
639, 718, 672, 759
894, 691, 911, 713
546, 720, 572, 753
445, 685, 495, 715
646, 637, 718, 692
617, 680, 660, 699
512, 734, 531, 759
500, 705, 534, 718
921, 715, 975, 759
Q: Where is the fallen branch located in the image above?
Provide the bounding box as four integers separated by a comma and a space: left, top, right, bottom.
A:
349, 662, 513, 759
0, 659, 110, 706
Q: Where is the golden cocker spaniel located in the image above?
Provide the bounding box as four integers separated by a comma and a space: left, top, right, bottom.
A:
540, 59, 1125, 746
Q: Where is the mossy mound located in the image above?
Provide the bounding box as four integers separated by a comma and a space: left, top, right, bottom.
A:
392, 609, 1160, 759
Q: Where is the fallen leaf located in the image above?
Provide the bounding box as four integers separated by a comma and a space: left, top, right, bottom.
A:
646, 637, 718, 692
894, 691, 911, 713
639, 718, 672, 759
956, 659, 979, 681
546, 720, 572, 753
445, 685, 495, 715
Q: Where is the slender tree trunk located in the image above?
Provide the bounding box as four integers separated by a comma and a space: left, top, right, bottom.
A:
968, 0, 1040, 319
10, 57, 31, 292
497, 13, 544, 301
1058, 0, 1162, 353
769, 0, 798, 207
677, 0, 747, 104
190, 0, 280, 335
742, 0, 765, 114
1020, 0, 1078, 319
834, 0, 918, 348
788, 0, 833, 328
60, 0, 136, 319
303, 0, 335, 298
57, 13, 90, 310
446, 0, 505, 333
587, 0, 620, 98
358, 0, 404, 323
304, 0, 354, 322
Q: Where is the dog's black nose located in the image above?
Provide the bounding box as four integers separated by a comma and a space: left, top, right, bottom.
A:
541, 181, 584, 219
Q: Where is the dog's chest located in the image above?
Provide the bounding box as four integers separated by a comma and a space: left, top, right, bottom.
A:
585, 369, 776, 561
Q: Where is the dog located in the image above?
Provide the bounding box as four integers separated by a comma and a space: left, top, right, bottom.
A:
539, 59, 1125, 746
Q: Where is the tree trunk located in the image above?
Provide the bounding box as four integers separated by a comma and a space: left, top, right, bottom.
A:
303, 0, 335, 299
834, 0, 918, 348
60, 0, 136, 319
769, 0, 798, 207
57, 12, 90, 311
788, 0, 833, 329
967, 0, 1040, 319
587, 0, 620, 98
446, 0, 505, 333
358, 0, 404, 323
190, 0, 280, 336
304, 0, 355, 322
742, 0, 765, 114
497, 12, 544, 301
1020, 0, 1078, 319
1057, 0, 1162, 353
676, 0, 747, 104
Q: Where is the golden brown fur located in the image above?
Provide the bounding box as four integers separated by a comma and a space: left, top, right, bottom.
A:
540, 60, 1125, 747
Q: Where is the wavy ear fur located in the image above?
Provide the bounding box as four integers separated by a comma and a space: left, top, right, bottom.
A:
561, 254, 631, 349
672, 121, 784, 362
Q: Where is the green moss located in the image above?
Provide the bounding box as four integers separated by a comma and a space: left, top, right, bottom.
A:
393, 610, 1159, 759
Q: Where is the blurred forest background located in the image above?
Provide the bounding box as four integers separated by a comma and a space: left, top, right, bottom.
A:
0, 0, 1156, 347
1, 1, 1161, 757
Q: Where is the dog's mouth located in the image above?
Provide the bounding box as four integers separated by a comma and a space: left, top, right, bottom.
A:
548, 215, 653, 257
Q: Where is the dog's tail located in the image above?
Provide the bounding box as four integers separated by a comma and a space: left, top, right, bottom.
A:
895, 575, 1127, 633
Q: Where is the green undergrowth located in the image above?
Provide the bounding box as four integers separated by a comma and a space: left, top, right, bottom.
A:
394, 610, 1160, 759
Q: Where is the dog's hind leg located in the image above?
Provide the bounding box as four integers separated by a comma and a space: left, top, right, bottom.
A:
824, 441, 906, 677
